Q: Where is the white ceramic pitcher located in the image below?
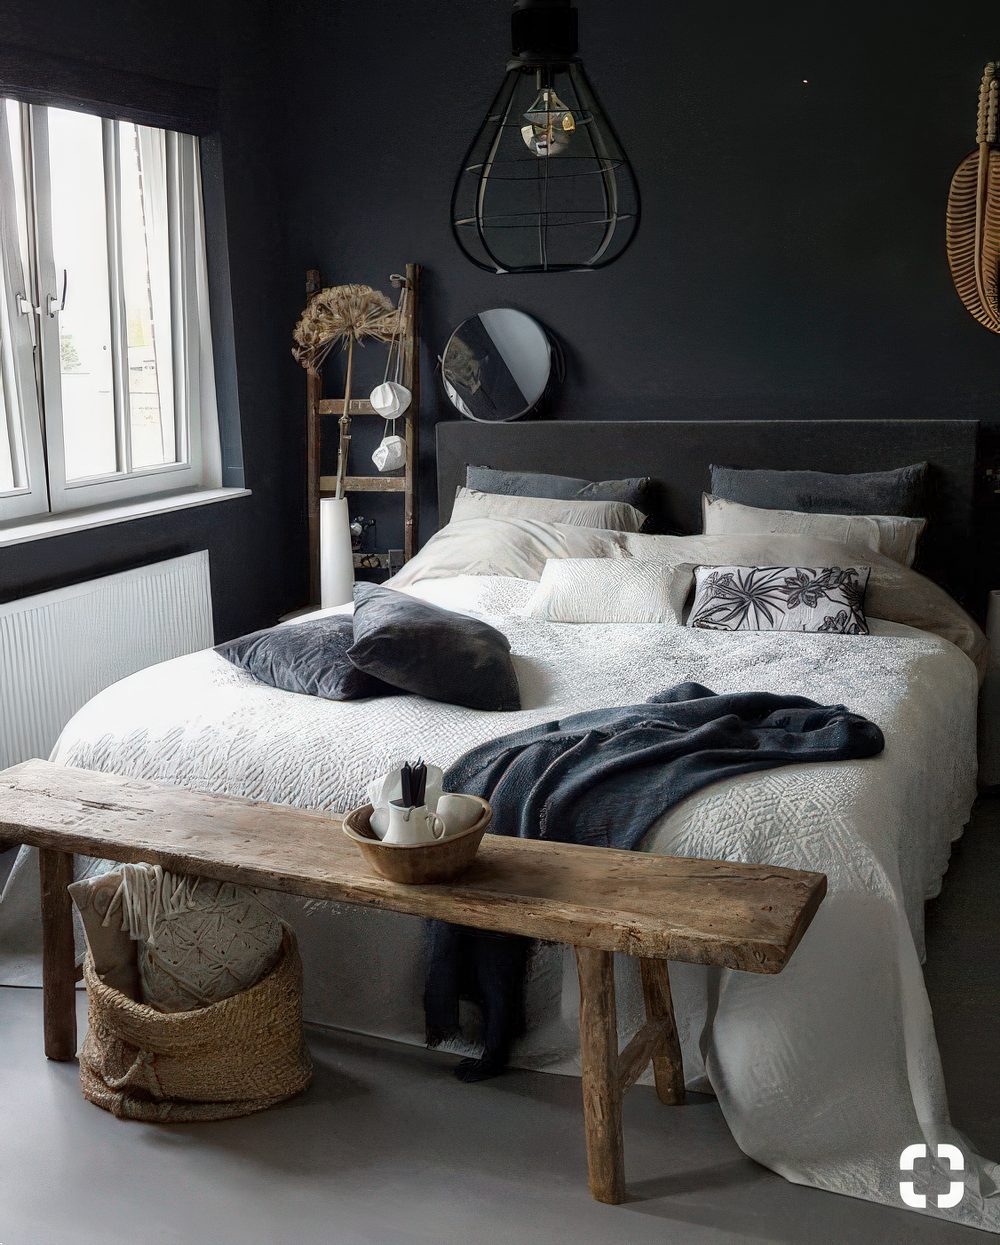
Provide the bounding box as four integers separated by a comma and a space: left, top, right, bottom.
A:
369, 765, 444, 838
381, 801, 447, 846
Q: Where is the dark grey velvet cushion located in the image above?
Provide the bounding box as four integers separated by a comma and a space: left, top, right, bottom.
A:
216, 616, 393, 701
466, 464, 652, 511
348, 583, 521, 711
708, 462, 928, 517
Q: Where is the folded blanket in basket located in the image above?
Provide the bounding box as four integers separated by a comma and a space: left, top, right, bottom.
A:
425, 681, 884, 1080
70, 864, 284, 1011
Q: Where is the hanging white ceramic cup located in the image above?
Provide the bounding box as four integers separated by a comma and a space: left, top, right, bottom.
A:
371, 434, 406, 473
370, 381, 411, 418
382, 801, 446, 846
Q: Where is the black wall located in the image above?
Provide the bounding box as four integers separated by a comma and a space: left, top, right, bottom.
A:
0, 0, 302, 640
3, 0, 1000, 632
280, 0, 1000, 543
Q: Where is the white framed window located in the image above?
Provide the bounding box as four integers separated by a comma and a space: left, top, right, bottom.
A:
0, 98, 221, 525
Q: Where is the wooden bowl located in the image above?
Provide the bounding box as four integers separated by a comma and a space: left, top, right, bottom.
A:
342, 797, 492, 885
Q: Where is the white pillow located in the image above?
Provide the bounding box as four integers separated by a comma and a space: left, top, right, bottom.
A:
521, 558, 690, 624
451, 486, 646, 532
400, 574, 538, 618
701, 494, 926, 567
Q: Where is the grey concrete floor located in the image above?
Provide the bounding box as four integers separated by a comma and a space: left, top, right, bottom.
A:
1, 802, 998, 1245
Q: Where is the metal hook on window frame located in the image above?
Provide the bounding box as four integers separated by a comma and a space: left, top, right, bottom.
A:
46, 269, 67, 317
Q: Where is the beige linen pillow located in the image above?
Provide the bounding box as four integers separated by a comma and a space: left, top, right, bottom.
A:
388, 517, 631, 587
701, 494, 926, 567
451, 486, 647, 532
522, 558, 691, 623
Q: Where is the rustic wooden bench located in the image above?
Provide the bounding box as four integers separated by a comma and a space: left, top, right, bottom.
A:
0, 759, 827, 1205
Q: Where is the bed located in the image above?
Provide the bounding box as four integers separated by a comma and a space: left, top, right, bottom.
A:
1, 419, 997, 1232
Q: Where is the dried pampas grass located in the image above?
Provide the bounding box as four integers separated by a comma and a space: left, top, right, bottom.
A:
292, 284, 399, 371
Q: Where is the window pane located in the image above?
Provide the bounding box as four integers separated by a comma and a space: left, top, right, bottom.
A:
0, 320, 14, 492
47, 108, 117, 480
119, 123, 177, 470
1, 100, 27, 494
6, 100, 30, 293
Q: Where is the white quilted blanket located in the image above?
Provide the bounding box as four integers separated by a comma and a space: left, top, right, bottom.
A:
1, 567, 997, 1230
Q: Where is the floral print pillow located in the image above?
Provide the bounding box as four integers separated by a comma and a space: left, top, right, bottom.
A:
686, 565, 870, 634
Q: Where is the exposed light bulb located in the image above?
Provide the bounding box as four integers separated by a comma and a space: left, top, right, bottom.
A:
451, 0, 640, 272
521, 87, 576, 156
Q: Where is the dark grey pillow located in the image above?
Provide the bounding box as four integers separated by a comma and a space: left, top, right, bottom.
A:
216, 616, 393, 701
466, 465, 652, 512
348, 583, 521, 711
708, 462, 928, 517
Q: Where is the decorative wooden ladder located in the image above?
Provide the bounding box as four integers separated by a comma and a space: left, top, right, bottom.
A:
304, 262, 420, 604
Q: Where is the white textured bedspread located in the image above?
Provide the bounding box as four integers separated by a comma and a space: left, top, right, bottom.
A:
1, 569, 997, 1231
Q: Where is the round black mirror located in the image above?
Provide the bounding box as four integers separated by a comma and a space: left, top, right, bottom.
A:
441, 309, 560, 422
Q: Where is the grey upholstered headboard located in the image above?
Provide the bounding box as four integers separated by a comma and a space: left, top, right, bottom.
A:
435, 420, 978, 597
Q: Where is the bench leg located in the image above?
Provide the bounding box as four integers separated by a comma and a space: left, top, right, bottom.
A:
640, 958, 685, 1105
575, 946, 625, 1205
39, 849, 77, 1061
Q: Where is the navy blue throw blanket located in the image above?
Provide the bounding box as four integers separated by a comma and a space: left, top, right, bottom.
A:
425, 682, 883, 1082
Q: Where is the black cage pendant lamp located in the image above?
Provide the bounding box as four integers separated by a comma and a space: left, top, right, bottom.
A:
451, 0, 640, 274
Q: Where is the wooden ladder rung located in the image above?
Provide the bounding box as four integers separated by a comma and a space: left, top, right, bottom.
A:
320, 475, 406, 494
317, 398, 379, 416
354, 552, 391, 570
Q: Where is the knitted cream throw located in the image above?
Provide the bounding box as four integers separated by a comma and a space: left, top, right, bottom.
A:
103, 864, 284, 1012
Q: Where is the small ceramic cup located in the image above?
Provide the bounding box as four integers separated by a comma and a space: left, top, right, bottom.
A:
369, 381, 412, 418
436, 793, 483, 838
382, 801, 447, 847
371, 434, 407, 473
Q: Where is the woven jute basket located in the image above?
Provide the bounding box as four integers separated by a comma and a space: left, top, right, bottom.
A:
79, 926, 312, 1122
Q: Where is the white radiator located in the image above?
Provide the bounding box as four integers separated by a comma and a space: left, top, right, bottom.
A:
0, 551, 213, 770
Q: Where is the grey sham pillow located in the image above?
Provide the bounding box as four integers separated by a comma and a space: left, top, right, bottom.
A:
466, 465, 652, 512
348, 583, 521, 711
708, 463, 928, 518
216, 616, 393, 701
686, 565, 871, 634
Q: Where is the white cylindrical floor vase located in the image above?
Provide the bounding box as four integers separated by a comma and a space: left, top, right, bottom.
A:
320, 497, 355, 608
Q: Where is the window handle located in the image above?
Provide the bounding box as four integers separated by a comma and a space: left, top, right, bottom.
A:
46, 269, 67, 317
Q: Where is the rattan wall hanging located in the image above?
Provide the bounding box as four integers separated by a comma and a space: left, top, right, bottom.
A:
946, 62, 1000, 333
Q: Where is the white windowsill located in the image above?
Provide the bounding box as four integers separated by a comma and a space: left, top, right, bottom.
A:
0, 486, 252, 548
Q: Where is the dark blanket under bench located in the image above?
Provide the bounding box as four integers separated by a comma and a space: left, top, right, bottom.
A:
424, 681, 884, 1081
